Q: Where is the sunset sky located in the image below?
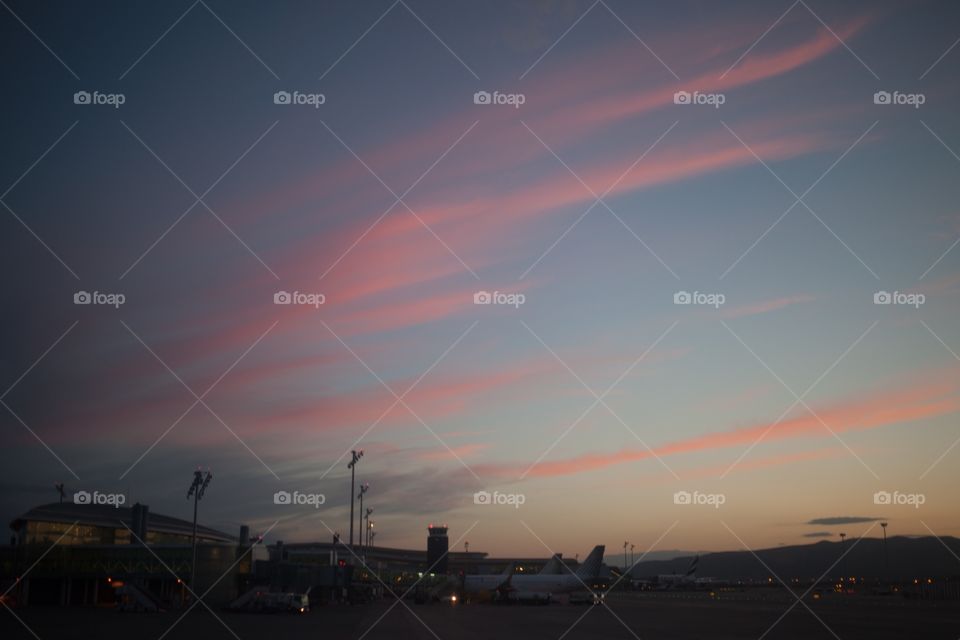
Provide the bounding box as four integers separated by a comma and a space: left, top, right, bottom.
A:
1, 0, 959, 558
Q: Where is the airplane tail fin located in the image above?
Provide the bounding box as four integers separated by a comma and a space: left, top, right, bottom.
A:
501, 561, 514, 576
539, 553, 563, 575
685, 555, 699, 577
575, 545, 605, 578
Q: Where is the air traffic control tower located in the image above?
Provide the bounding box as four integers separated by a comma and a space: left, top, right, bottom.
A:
427, 524, 449, 574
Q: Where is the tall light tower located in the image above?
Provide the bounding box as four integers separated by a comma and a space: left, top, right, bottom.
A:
365, 508, 373, 550
357, 482, 369, 553
880, 522, 889, 579
54, 482, 65, 504
347, 450, 363, 548
630, 543, 635, 569
839, 532, 847, 583
187, 469, 213, 595
623, 541, 629, 571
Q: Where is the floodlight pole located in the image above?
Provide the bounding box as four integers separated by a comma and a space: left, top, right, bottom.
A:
187, 469, 212, 598
880, 522, 889, 579
348, 450, 363, 548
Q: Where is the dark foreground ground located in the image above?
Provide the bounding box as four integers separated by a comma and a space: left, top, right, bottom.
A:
3, 592, 958, 639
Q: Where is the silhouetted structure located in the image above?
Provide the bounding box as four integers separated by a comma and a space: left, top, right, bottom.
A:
427, 524, 449, 574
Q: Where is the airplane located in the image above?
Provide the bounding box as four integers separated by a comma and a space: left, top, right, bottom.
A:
653, 555, 719, 590
538, 553, 564, 575
460, 545, 606, 604
655, 554, 698, 587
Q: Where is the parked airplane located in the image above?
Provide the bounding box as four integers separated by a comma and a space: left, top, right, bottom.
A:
460, 545, 606, 603
656, 555, 700, 588
539, 553, 564, 575
653, 555, 720, 589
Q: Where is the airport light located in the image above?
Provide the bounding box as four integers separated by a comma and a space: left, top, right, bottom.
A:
54, 482, 65, 504
623, 541, 629, 572
187, 468, 213, 596
839, 532, 847, 582
365, 508, 373, 550
347, 450, 363, 548
357, 482, 369, 554
630, 543, 635, 569
880, 522, 889, 578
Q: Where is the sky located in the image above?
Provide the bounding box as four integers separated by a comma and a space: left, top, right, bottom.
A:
1, 0, 959, 559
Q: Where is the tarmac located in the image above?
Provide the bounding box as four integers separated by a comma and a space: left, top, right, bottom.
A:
2, 591, 958, 639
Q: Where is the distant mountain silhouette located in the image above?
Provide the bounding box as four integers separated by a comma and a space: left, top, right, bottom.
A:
631, 536, 960, 580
